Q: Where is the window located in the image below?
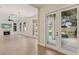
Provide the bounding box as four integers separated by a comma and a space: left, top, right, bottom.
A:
23, 22, 26, 32
20, 23, 22, 31
61, 8, 77, 52
32, 20, 38, 36
13, 23, 17, 31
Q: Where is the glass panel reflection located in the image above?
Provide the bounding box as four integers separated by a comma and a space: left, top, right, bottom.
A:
61, 8, 77, 52
47, 14, 56, 46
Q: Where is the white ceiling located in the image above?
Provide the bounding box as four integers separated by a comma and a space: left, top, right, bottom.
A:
0, 4, 37, 17
31, 4, 45, 8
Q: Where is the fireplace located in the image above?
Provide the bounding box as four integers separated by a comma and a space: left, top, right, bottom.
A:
4, 31, 10, 35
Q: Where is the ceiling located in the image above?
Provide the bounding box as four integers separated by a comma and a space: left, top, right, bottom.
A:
0, 4, 38, 17
30, 4, 46, 8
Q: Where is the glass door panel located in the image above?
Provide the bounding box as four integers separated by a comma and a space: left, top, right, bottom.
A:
47, 14, 56, 46
61, 8, 77, 52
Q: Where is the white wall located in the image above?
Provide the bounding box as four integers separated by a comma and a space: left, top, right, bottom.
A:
39, 4, 70, 46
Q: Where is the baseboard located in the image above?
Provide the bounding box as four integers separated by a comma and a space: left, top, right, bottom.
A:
38, 42, 45, 47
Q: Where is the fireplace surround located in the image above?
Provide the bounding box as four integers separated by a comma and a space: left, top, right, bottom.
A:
4, 31, 10, 35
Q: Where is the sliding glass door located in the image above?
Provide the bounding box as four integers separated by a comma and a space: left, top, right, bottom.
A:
61, 8, 77, 52
47, 14, 56, 46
